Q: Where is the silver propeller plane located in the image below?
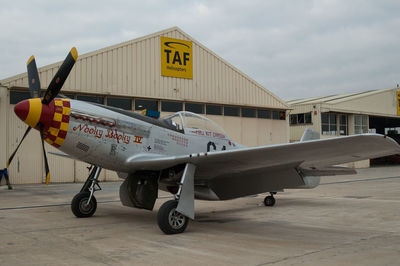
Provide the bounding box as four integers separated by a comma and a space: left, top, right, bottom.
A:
7, 48, 400, 234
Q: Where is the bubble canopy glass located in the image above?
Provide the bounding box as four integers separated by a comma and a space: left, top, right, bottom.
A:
162, 111, 226, 135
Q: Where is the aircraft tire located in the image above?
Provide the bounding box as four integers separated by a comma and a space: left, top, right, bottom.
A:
264, 195, 276, 207
71, 192, 97, 218
157, 200, 189, 234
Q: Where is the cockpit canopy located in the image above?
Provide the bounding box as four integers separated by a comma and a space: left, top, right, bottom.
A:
162, 111, 226, 135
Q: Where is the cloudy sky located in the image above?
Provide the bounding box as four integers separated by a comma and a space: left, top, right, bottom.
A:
1, 0, 399, 100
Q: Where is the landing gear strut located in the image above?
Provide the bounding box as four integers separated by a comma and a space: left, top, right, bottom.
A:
71, 165, 102, 218
263, 192, 276, 207
157, 163, 195, 234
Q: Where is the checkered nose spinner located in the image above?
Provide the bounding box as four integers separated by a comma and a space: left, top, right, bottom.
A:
13, 98, 70, 146
14, 98, 71, 148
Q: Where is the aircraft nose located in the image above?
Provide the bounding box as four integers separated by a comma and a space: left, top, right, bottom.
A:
14, 98, 54, 128
14, 99, 30, 122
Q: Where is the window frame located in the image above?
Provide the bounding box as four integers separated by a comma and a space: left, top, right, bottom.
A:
9, 91, 31, 104
224, 106, 240, 117
206, 104, 223, 115
258, 109, 271, 119
185, 102, 204, 114
354, 114, 368, 134
289, 112, 312, 125
135, 99, 159, 111
107, 97, 132, 110
321, 112, 338, 135
241, 108, 256, 118
161, 100, 183, 112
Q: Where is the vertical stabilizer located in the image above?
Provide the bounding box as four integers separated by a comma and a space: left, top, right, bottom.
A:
300, 128, 320, 142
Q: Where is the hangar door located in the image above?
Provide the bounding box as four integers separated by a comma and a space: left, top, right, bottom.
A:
369, 116, 400, 165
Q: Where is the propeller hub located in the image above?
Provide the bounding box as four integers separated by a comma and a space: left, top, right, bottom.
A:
14, 98, 54, 128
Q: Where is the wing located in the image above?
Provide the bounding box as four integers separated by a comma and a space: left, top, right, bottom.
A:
125, 134, 400, 199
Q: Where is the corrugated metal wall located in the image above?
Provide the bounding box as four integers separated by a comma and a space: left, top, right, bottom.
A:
331, 89, 398, 116
2, 27, 287, 110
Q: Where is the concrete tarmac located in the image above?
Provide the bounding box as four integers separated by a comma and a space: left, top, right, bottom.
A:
0, 166, 399, 265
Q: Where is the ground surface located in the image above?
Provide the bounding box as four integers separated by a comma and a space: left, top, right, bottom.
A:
0, 166, 399, 265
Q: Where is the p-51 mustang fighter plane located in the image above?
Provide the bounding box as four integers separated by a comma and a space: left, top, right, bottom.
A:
7, 48, 400, 234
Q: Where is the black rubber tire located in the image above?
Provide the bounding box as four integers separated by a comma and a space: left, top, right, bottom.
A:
71, 192, 97, 218
264, 195, 276, 207
157, 200, 189, 234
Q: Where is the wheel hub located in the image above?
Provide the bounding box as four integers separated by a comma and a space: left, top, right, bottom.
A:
79, 198, 92, 214
168, 208, 186, 229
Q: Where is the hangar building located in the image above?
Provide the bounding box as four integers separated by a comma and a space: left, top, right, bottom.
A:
288, 87, 400, 167
0, 27, 289, 185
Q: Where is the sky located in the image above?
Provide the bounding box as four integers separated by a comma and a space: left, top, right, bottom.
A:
0, 0, 399, 100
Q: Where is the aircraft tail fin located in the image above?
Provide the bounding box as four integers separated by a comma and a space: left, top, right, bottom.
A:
300, 128, 320, 142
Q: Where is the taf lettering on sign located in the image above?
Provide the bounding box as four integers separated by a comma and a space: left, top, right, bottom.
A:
161, 37, 193, 79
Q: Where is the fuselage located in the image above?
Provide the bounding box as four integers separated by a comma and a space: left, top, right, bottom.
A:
14, 98, 240, 175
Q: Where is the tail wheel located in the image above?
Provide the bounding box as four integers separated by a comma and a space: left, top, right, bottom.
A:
71, 192, 97, 218
264, 195, 276, 207
157, 200, 189, 234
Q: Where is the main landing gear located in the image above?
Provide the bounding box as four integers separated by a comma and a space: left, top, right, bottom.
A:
71, 166, 102, 218
157, 163, 195, 234
263, 192, 276, 207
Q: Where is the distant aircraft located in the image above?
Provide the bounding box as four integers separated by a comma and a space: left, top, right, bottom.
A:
6, 48, 400, 234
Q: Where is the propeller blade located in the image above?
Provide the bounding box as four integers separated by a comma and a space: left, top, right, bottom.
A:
27, 55, 41, 98
6, 126, 32, 168
40, 131, 50, 185
42, 47, 78, 105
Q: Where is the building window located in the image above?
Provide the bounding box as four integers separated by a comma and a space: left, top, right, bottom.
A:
354, 115, 368, 134
290, 112, 312, 125
272, 111, 280, 120
206, 104, 222, 115
135, 99, 158, 111
107, 97, 132, 110
339, 114, 348, 135
242, 108, 256, 118
321, 112, 337, 135
224, 106, 240, 116
77, 95, 104, 104
272, 110, 286, 120
10, 91, 30, 104
161, 100, 183, 112
279, 111, 286, 120
185, 103, 204, 114
258, 109, 271, 119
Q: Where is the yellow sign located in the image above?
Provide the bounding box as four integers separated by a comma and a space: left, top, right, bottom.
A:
397, 91, 400, 115
161, 37, 192, 79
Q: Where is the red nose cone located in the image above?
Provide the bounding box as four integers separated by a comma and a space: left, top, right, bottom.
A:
14, 99, 30, 121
